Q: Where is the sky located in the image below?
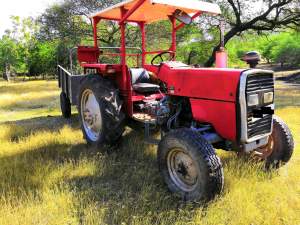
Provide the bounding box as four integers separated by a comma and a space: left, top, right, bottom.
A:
0, 0, 268, 37
0, 0, 59, 36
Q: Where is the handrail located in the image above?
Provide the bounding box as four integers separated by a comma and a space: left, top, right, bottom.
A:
99, 46, 142, 53
58, 65, 72, 76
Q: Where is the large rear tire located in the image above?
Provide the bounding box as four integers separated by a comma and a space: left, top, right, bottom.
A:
157, 129, 224, 202
78, 75, 125, 147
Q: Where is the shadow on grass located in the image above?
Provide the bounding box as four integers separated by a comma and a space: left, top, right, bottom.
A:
0, 115, 80, 141
0, 114, 279, 224
0, 122, 182, 223
0, 95, 60, 111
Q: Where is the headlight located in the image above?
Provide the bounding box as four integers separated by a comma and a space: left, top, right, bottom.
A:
264, 92, 274, 104
247, 94, 259, 106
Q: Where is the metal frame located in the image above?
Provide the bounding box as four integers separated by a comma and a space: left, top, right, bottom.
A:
85, 0, 205, 117
239, 69, 274, 143
91, 0, 202, 70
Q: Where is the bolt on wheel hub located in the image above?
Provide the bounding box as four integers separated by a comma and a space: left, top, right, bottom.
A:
167, 148, 199, 192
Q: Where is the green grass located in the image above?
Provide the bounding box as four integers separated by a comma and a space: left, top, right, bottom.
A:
0, 79, 299, 225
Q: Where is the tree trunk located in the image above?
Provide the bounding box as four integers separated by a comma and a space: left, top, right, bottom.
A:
5, 63, 10, 82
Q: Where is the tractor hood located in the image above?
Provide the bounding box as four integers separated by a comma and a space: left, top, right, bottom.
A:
157, 63, 244, 102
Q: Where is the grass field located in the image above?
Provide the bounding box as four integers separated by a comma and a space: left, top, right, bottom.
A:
0, 79, 299, 225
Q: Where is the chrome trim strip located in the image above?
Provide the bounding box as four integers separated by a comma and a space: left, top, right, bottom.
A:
243, 136, 269, 153
239, 69, 274, 144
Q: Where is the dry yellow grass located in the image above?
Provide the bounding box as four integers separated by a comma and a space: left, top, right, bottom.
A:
0, 79, 299, 225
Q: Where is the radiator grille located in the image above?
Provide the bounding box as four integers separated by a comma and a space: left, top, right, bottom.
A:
246, 73, 274, 139
247, 115, 273, 138
246, 73, 274, 94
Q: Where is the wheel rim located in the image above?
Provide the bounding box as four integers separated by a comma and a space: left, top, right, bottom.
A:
253, 135, 274, 160
167, 148, 199, 192
81, 89, 103, 141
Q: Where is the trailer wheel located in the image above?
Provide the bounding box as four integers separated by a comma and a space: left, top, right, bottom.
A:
78, 75, 125, 147
60, 92, 71, 118
255, 116, 294, 169
157, 129, 224, 202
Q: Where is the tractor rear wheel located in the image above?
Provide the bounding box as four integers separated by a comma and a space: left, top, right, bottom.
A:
78, 75, 125, 147
60, 92, 71, 118
254, 116, 294, 169
157, 129, 224, 202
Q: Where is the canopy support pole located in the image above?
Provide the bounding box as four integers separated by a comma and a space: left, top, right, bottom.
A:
93, 17, 101, 47
139, 22, 146, 67
170, 16, 177, 56
120, 7, 127, 91
119, 0, 146, 25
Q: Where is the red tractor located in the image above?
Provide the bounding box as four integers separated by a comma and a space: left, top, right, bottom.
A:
58, 0, 294, 202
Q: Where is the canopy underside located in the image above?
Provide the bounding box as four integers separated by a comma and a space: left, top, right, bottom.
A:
91, 0, 221, 23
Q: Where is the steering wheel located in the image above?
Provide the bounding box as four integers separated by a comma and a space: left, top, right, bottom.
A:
151, 51, 175, 65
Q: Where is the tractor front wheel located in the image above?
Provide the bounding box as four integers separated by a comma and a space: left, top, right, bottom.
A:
254, 116, 294, 169
78, 75, 125, 147
157, 129, 224, 202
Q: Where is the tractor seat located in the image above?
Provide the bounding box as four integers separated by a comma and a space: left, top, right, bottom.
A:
130, 68, 160, 93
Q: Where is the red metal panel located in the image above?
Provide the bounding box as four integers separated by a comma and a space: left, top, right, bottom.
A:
157, 64, 243, 102
143, 65, 159, 74
190, 98, 237, 140
77, 46, 100, 64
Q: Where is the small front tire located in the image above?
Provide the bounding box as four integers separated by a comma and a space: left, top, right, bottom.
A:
266, 116, 294, 169
157, 129, 224, 202
254, 116, 294, 169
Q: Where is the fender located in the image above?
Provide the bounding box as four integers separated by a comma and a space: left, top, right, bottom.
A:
190, 98, 237, 140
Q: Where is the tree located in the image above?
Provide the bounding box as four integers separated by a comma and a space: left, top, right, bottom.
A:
38, 2, 87, 42
28, 41, 58, 77
204, 0, 300, 66
10, 16, 38, 74
0, 35, 18, 81
269, 32, 300, 66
